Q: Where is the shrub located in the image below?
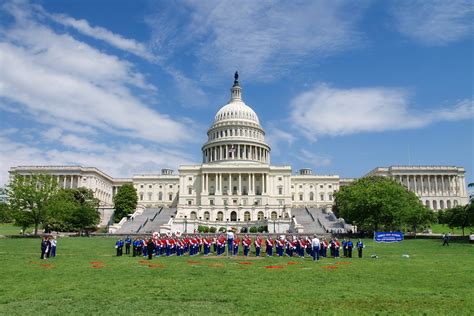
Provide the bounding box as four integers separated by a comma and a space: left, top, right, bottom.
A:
209, 227, 217, 233
198, 225, 205, 233
249, 226, 258, 233
218, 227, 227, 233
240, 227, 248, 233
257, 225, 266, 233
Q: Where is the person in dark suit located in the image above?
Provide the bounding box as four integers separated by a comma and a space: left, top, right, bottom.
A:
41, 237, 49, 259
147, 238, 155, 260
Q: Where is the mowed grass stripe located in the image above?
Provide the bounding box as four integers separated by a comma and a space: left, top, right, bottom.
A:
0, 237, 473, 315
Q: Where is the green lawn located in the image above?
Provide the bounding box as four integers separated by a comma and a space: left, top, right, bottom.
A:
0, 223, 35, 235
0, 237, 473, 315
428, 223, 473, 235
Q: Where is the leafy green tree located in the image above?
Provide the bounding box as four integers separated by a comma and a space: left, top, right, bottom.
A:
444, 206, 472, 236
8, 174, 58, 235
334, 176, 428, 232
45, 188, 100, 234
0, 203, 13, 223
402, 204, 436, 235
113, 184, 138, 222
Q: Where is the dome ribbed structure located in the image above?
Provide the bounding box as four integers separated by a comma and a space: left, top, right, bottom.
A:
202, 73, 270, 164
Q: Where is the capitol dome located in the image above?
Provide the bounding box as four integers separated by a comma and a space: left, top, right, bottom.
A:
202, 72, 270, 164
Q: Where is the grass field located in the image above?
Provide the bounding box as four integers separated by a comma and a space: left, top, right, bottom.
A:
428, 223, 473, 235
0, 237, 473, 315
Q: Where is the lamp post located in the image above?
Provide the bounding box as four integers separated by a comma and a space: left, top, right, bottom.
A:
184, 215, 187, 233
278, 215, 281, 233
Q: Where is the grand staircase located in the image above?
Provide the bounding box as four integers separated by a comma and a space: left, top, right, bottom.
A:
292, 207, 349, 234
115, 207, 176, 234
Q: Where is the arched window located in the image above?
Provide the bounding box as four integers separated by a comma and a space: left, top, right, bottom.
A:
231, 211, 237, 221
433, 200, 438, 210
158, 192, 163, 200
425, 200, 430, 208
148, 192, 152, 201
169, 194, 173, 201
309, 192, 314, 201
271, 211, 277, 219
257, 211, 264, 220
204, 211, 210, 220
190, 211, 197, 220
440, 200, 445, 209
217, 211, 224, 221
454, 200, 458, 207
446, 200, 451, 208
244, 211, 251, 221
140, 193, 144, 201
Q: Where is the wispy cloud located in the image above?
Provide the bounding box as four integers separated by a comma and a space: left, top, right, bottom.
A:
290, 83, 474, 140
0, 1, 193, 144
0, 134, 194, 186
292, 149, 332, 168
147, 0, 366, 82
392, 0, 473, 46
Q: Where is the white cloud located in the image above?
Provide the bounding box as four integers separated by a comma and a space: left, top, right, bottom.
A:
393, 0, 473, 46
0, 134, 194, 186
292, 149, 332, 168
0, 2, 194, 145
147, 1, 366, 81
290, 83, 474, 140
43, 10, 157, 62
265, 125, 295, 156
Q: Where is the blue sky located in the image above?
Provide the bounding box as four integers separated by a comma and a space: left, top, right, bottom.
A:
0, 0, 473, 186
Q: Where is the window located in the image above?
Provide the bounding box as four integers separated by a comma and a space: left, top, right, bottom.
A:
328, 185, 332, 188
148, 185, 152, 189
257, 211, 264, 220
140, 185, 144, 188
158, 192, 163, 200
328, 194, 333, 201
140, 193, 144, 201
271, 211, 277, 219
169, 194, 173, 201
299, 185, 303, 188
190, 212, 197, 220
278, 187, 283, 195
310, 192, 314, 201
188, 177, 192, 181
148, 192, 152, 201
217, 211, 224, 221
299, 194, 303, 201
188, 187, 192, 194
204, 211, 210, 220
278, 177, 282, 181
320, 185, 323, 188
210, 199, 214, 205
159, 185, 162, 189
292, 194, 295, 201
244, 211, 251, 221
320, 194, 324, 201
169, 185, 173, 189
187, 200, 192, 205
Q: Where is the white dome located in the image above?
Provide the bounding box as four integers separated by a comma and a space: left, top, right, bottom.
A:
214, 100, 260, 125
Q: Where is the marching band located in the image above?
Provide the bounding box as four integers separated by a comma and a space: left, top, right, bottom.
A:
115, 233, 363, 259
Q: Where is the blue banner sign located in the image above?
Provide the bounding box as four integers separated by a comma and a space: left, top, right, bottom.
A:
374, 232, 404, 243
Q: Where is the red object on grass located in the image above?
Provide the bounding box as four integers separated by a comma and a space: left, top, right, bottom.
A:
321, 265, 338, 269
265, 265, 284, 269
287, 262, 297, 265
238, 262, 252, 265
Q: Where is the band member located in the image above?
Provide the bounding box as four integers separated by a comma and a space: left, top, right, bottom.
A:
334, 238, 340, 258
266, 235, 274, 257
356, 239, 364, 258
321, 239, 328, 258
255, 235, 263, 257
342, 239, 349, 257
125, 236, 132, 255
50, 236, 57, 257
243, 235, 252, 256
233, 235, 240, 256
227, 230, 235, 256
347, 239, 353, 258
203, 236, 211, 256
298, 237, 306, 258
115, 238, 124, 256
311, 235, 320, 261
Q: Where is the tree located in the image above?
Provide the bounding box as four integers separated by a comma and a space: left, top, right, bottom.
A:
113, 184, 138, 222
44, 188, 100, 234
8, 174, 58, 235
402, 203, 436, 236
334, 176, 429, 233
0, 203, 12, 223
444, 206, 472, 236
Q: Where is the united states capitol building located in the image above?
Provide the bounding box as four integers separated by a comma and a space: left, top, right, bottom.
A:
9, 74, 470, 234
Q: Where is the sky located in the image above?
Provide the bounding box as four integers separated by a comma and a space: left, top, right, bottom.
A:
0, 0, 473, 186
